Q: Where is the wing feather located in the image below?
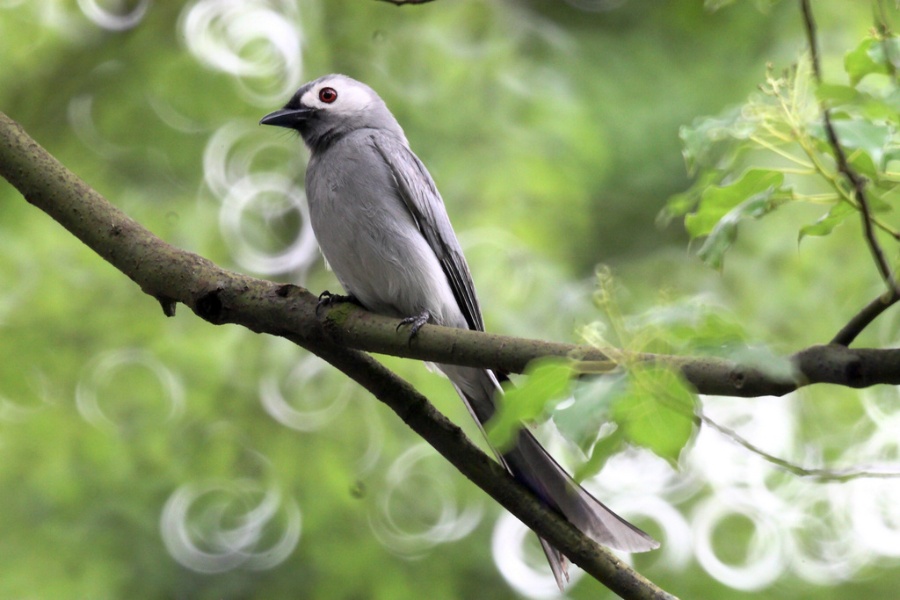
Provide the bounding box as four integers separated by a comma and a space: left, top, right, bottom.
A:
369, 133, 484, 332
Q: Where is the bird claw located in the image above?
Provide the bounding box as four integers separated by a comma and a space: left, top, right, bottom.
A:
316, 290, 359, 316
397, 310, 431, 341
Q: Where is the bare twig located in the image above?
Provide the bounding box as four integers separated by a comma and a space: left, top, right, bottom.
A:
822, 111, 895, 287
799, 0, 821, 81
801, 0, 899, 314
700, 413, 900, 482
831, 289, 900, 346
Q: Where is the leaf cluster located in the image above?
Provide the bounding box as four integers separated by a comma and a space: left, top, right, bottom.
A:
663, 36, 900, 269
493, 33, 900, 486
489, 271, 784, 476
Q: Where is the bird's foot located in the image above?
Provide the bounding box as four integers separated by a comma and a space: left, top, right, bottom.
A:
316, 290, 360, 316
397, 310, 432, 341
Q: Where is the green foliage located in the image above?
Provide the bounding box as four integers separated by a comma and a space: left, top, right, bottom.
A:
609, 364, 697, 467
844, 37, 900, 84
798, 199, 855, 239
687, 170, 790, 268
553, 277, 713, 469
556, 362, 697, 474
553, 270, 795, 475
487, 358, 573, 452
490, 307, 704, 471
684, 170, 786, 238
4, 1, 900, 599
666, 39, 900, 268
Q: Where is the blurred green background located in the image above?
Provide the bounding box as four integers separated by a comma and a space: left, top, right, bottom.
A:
2, 0, 900, 598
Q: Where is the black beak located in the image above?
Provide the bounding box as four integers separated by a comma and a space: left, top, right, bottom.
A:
259, 107, 312, 128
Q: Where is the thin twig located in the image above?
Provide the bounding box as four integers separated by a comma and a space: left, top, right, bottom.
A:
831, 288, 900, 345
823, 111, 895, 286
800, 0, 822, 81
701, 413, 900, 482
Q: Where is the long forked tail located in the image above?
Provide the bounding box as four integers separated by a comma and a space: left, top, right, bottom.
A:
440, 364, 658, 589
504, 428, 659, 587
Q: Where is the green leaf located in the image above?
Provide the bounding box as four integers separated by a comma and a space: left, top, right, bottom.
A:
799, 202, 855, 242
693, 218, 736, 269
574, 428, 626, 481
847, 145, 879, 180
488, 358, 573, 452
554, 374, 624, 453
866, 189, 892, 213
845, 39, 884, 85
825, 118, 894, 171
685, 169, 785, 238
695, 185, 784, 269
844, 38, 900, 85
679, 106, 752, 176
703, 0, 735, 9
624, 298, 750, 355
816, 83, 860, 106
556, 365, 700, 476
611, 365, 698, 466
660, 171, 721, 225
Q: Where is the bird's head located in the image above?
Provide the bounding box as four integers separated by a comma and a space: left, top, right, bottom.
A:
260, 74, 405, 150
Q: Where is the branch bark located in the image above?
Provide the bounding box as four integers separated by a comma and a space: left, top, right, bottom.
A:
831, 289, 900, 346
321, 301, 900, 397
0, 112, 677, 598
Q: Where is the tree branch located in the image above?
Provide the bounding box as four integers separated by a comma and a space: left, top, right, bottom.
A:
801, 0, 900, 343
321, 302, 900, 397
0, 112, 678, 598
5, 107, 898, 402
830, 288, 900, 346
376, 0, 436, 5
700, 411, 900, 482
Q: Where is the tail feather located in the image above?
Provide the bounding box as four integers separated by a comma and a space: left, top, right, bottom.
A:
505, 429, 659, 553
440, 364, 658, 587
539, 536, 569, 590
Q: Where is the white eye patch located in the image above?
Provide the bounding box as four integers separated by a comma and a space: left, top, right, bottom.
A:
302, 81, 374, 112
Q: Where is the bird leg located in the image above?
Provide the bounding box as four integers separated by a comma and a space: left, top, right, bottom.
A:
396, 309, 431, 340
316, 290, 360, 316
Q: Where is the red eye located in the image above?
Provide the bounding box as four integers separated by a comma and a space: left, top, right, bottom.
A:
318, 87, 338, 103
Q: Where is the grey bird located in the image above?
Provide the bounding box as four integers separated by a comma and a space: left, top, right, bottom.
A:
260, 74, 659, 587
